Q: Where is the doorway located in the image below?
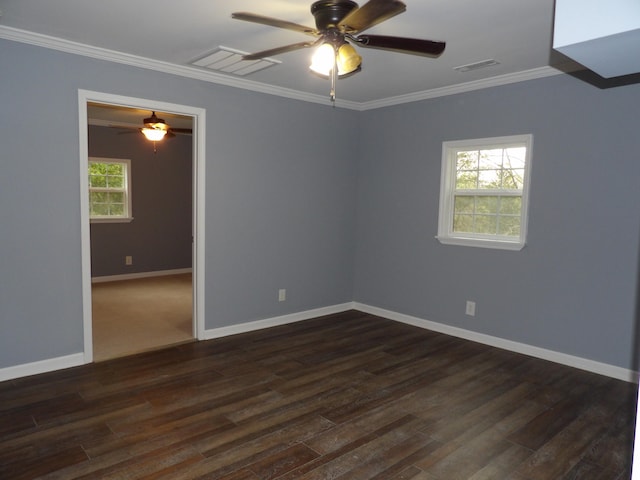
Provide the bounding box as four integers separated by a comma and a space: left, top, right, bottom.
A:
78, 90, 206, 363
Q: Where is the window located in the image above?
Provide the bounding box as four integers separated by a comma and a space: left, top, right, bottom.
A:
437, 134, 532, 250
88, 158, 132, 223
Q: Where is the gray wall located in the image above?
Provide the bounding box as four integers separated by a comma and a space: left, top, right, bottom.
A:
1, 37, 638, 373
0, 39, 358, 367
354, 74, 640, 370
88, 125, 193, 277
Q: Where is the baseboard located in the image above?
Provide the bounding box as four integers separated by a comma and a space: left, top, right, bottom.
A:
203, 302, 355, 340
3, 302, 635, 384
92, 268, 192, 283
354, 302, 638, 383
0, 353, 85, 382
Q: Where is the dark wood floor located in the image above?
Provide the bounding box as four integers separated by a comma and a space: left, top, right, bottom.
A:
0, 311, 636, 479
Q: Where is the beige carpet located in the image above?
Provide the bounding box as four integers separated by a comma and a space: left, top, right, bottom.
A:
92, 273, 194, 362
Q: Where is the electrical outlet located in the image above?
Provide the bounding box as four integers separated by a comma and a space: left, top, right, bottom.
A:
278, 289, 286, 302
125, 255, 133, 265
465, 300, 476, 316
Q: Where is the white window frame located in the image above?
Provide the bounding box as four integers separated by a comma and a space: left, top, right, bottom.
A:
88, 157, 133, 223
436, 134, 533, 251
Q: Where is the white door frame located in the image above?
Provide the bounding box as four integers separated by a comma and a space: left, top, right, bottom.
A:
78, 89, 206, 363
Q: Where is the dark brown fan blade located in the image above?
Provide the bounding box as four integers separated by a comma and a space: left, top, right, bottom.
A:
170, 128, 192, 135
232, 12, 319, 36
338, 0, 406, 34
243, 40, 321, 61
357, 34, 445, 57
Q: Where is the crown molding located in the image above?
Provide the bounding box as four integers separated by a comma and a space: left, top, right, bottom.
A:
1, 25, 564, 111
357, 66, 565, 111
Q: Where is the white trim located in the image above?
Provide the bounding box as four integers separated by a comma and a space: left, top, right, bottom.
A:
91, 268, 193, 284
353, 303, 638, 383
78, 89, 207, 364
203, 303, 355, 340
3, 302, 635, 385
1, 26, 566, 111
0, 353, 84, 382
358, 67, 565, 111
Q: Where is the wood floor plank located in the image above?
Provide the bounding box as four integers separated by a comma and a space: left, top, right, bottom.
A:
0, 310, 635, 479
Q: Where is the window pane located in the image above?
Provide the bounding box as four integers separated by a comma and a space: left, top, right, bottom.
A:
106, 175, 124, 188
108, 192, 124, 204
89, 163, 107, 175
504, 147, 526, 169
110, 203, 124, 216
90, 192, 107, 204
453, 214, 474, 233
500, 197, 521, 215
456, 171, 477, 189
456, 151, 478, 170
479, 149, 503, 169
476, 196, 498, 214
92, 203, 109, 216
454, 196, 474, 214
89, 175, 106, 188
106, 163, 123, 176
478, 169, 501, 189
502, 168, 524, 190
475, 214, 498, 235
498, 216, 521, 237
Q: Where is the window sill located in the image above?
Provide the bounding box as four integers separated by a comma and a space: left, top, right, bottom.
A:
436, 235, 525, 251
90, 217, 134, 224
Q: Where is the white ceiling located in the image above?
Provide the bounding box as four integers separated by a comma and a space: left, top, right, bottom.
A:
0, 0, 576, 107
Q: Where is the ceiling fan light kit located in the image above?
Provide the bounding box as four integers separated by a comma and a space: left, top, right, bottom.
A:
140, 112, 169, 142
141, 128, 167, 142
232, 0, 446, 103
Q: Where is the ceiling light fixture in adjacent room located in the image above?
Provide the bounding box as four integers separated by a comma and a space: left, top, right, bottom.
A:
140, 112, 169, 142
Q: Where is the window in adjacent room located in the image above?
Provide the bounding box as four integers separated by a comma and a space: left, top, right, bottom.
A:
88, 157, 132, 223
437, 134, 532, 250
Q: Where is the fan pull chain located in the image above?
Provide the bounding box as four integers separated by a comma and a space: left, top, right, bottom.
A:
330, 51, 337, 105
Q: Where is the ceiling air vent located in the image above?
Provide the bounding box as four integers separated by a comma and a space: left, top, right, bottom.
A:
453, 59, 500, 73
191, 47, 281, 76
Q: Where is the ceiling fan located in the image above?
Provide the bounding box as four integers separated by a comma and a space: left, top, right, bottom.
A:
137, 111, 192, 141
111, 111, 193, 152
232, 0, 446, 102
112, 112, 192, 140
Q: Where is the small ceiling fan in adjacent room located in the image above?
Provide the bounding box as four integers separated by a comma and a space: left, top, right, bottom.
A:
232, 0, 446, 102
112, 111, 193, 152
135, 111, 192, 141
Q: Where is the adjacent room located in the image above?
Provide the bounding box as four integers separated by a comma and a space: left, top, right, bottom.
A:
1, 0, 639, 478
87, 104, 195, 360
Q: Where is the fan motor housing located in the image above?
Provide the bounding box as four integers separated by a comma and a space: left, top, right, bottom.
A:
311, 0, 358, 30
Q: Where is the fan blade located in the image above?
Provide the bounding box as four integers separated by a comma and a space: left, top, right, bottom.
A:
243, 40, 321, 61
170, 128, 193, 135
110, 125, 139, 133
338, 0, 406, 34
232, 12, 319, 36
357, 35, 445, 57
